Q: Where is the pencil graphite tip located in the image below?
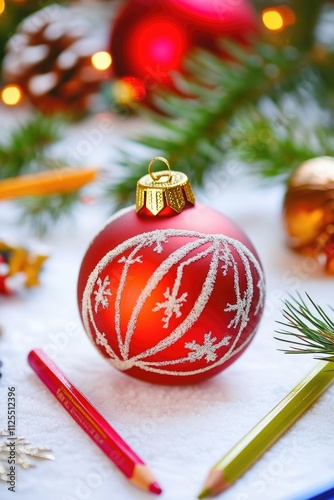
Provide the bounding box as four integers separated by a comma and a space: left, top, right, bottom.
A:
149, 482, 163, 495
198, 488, 211, 499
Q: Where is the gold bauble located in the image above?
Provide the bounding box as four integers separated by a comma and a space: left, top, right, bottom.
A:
283, 156, 334, 273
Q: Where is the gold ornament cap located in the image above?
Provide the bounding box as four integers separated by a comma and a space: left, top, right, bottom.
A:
289, 156, 334, 188
136, 157, 195, 215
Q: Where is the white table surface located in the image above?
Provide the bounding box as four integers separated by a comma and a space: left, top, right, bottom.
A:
0, 110, 333, 500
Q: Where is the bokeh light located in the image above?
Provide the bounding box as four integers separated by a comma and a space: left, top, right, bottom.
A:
128, 17, 189, 80
0, 0, 5, 15
262, 6, 296, 31
262, 9, 284, 31
91, 51, 112, 71
113, 77, 146, 105
1, 85, 23, 106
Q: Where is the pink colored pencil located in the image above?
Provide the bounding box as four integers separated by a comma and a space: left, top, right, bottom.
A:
28, 348, 162, 495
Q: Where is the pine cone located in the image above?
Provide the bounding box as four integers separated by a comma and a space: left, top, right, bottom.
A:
2, 4, 109, 114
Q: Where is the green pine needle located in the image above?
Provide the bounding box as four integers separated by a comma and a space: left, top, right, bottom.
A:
0, 114, 82, 234
109, 39, 334, 207
3, 1, 334, 231
0, 114, 66, 179
275, 293, 334, 361
18, 191, 81, 236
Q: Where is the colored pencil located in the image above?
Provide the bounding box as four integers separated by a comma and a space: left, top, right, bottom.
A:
198, 361, 334, 498
28, 348, 162, 495
293, 483, 334, 500
0, 167, 97, 200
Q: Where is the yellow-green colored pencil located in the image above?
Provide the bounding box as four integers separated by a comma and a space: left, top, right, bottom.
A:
198, 361, 334, 498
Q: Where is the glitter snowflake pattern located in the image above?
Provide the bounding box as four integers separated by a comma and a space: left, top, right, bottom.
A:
0, 430, 54, 482
152, 287, 188, 328
224, 290, 251, 329
95, 331, 108, 348
95, 331, 117, 360
82, 228, 265, 377
143, 233, 169, 254
118, 255, 143, 265
219, 242, 234, 276
93, 276, 112, 313
185, 332, 231, 363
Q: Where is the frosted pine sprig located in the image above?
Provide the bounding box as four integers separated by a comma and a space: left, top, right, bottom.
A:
275, 293, 334, 361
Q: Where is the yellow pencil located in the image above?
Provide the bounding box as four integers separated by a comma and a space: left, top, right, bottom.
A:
0, 167, 97, 200
198, 361, 334, 498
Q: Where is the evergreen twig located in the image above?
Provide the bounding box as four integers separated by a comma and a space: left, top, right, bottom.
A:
3, 1, 334, 230
18, 191, 82, 236
0, 114, 65, 179
0, 114, 82, 234
108, 40, 334, 207
275, 293, 334, 361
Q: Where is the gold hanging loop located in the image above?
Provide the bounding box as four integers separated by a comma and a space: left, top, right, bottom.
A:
136, 157, 195, 215
148, 157, 172, 183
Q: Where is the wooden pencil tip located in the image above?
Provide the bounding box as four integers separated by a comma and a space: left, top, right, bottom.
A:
199, 469, 229, 497
198, 488, 211, 498
131, 464, 162, 495
149, 482, 163, 495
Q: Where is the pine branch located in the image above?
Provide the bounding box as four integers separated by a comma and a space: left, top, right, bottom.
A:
0, 114, 65, 179
107, 43, 292, 203
18, 191, 82, 236
108, 38, 334, 207
275, 293, 334, 362
0, 114, 82, 234
226, 103, 334, 179
3, 2, 334, 230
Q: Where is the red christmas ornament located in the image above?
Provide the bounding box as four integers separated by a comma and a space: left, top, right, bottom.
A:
109, 0, 259, 103
77, 158, 265, 384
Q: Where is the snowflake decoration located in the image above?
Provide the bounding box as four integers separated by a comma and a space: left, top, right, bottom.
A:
93, 276, 112, 313
118, 255, 143, 265
219, 242, 234, 276
185, 332, 231, 363
152, 287, 188, 328
95, 331, 117, 360
0, 430, 54, 482
95, 331, 108, 348
224, 289, 250, 330
143, 233, 169, 254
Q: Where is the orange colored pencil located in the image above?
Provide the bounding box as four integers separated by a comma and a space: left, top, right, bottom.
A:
28, 348, 162, 495
0, 167, 97, 200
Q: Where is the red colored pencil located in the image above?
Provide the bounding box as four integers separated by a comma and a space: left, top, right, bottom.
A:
28, 348, 162, 495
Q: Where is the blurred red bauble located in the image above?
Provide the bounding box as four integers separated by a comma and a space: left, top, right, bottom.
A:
109, 0, 259, 103
77, 160, 265, 385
